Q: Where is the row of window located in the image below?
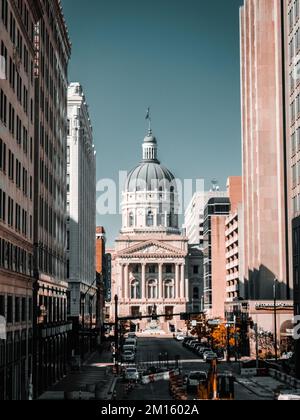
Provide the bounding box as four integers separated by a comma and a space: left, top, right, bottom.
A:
0, 294, 32, 325
0, 86, 32, 139
38, 293, 67, 325
37, 245, 66, 280
0, 189, 32, 237
1, 0, 35, 81
0, 237, 33, 277
128, 211, 178, 228
0, 141, 32, 198
289, 0, 300, 33
130, 280, 177, 300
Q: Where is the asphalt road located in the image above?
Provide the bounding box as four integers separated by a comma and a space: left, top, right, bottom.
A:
117, 337, 265, 400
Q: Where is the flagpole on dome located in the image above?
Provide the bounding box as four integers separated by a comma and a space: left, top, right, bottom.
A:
146, 106, 152, 135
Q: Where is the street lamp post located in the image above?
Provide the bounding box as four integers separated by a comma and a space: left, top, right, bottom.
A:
114, 295, 119, 373
273, 278, 278, 362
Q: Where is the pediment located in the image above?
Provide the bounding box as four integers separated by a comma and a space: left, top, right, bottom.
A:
118, 240, 186, 258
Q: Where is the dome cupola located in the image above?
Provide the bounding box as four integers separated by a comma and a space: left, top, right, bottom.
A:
121, 112, 180, 234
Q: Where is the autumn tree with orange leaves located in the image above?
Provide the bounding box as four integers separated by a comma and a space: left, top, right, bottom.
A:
211, 324, 240, 350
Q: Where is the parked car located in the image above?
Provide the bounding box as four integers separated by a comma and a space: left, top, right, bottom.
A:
186, 371, 208, 391
127, 332, 137, 340
193, 343, 203, 353
125, 338, 137, 348
189, 341, 201, 351
121, 350, 135, 363
176, 334, 185, 342
187, 340, 198, 349
198, 347, 212, 359
122, 344, 136, 354
204, 351, 218, 362
182, 337, 194, 347
124, 367, 139, 382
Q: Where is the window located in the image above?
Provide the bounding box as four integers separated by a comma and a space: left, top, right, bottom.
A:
0, 138, 6, 172
164, 280, 174, 299
193, 287, 199, 300
15, 297, 20, 323
1, 0, 8, 28
147, 280, 157, 299
148, 265, 156, 274
0, 295, 4, 317
0, 89, 7, 124
129, 212, 134, 227
193, 265, 199, 275
146, 210, 154, 227
7, 296, 12, 323
131, 280, 140, 299
166, 264, 173, 274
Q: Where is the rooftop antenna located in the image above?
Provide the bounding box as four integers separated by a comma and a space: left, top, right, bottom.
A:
211, 179, 220, 192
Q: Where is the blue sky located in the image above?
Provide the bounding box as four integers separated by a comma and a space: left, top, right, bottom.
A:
61, 0, 244, 246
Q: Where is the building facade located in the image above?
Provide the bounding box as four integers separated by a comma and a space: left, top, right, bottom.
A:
240, 0, 296, 361
240, 0, 290, 301
203, 197, 230, 319
32, 0, 72, 397
225, 177, 244, 303
66, 83, 96, 356
110, 127, 202, 333
284, 0, 300, 378
184, 190, 227, 247
0, 0, 42, 400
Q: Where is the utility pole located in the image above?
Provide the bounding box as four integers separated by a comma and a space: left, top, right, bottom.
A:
255, 323, 259, 370
273, 279, 278, 362
226, 324, 230, 363
234, 316, 238, 362
114, 295, 119, 373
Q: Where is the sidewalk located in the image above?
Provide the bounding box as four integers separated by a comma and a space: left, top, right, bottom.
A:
236, 375, 295, 399
39, 342, 117, 400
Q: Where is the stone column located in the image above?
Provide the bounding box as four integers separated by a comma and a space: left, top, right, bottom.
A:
180, 264, 185, 298
142, 263, 146, 299
158, 263, 163, 299
125, 264, 129, 300
120, 264, 124, 299
175, 264, 180, 299
185, 277, 189, 301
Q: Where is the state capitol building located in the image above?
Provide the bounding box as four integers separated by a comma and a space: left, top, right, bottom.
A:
110, 126, 202, 333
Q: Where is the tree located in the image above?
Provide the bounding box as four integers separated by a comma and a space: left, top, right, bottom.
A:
190, 314, 211, 342
211, 325, 240, 350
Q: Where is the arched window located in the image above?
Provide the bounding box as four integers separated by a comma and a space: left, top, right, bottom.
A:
164, 280, 174, 299
147, 280, 157, 299
193, 287, 199, 300
129, 212, 134, 227
146, 210, 154, 227
131, 280, 140, 299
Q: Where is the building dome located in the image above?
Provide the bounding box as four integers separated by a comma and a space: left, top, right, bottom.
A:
125, 162, 175, 192
125, 128, 176, 193
122, 124, 179, 233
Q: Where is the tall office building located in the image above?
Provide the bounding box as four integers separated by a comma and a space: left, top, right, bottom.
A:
225, 177, 244, 303
32, 0, 72, 397
240, 0, 290, 301
284, 0, 300, 378
0, 0, 41, 400
203, 196, 230, 319
184, 190, 227, 248
240, 0, 298, 363
66, 83, 96, 356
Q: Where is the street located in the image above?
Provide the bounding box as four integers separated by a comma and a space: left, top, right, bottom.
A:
115, 337, 268, 400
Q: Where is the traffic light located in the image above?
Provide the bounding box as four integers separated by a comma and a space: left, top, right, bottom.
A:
180, 313, 190, 321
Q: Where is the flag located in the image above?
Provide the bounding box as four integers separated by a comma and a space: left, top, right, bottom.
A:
145, 107, 150, 120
